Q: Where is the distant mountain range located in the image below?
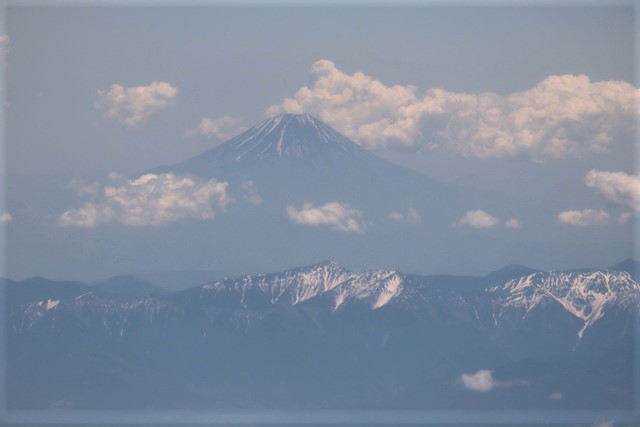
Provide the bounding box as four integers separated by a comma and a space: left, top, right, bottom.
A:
7, 259, 638, 412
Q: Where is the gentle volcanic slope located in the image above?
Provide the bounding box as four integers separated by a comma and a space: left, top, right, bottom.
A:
159, 113, 378, 177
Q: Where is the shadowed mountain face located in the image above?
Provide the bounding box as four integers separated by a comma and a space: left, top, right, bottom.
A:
7, 261, 638, 411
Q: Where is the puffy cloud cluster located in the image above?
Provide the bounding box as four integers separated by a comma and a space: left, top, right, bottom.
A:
388, 207, 420, 225
0, 212, 12, 223
268, 60, 637, 161
454, 210, 499, 229
286, 202, 366, 233
186, 115, 246, 140
585, 169, 640, 213
558, 209, 610, 226
557, 169, 639, 227
459, 369, 497, 392
96, 81, 177, 129
59, 173, 229, 227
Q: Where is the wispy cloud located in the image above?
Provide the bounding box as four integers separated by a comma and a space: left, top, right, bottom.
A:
286, 202, 366, 233
388, 207, 420, 225
617, 212, 632, 224
96, 81, 177, 129
504, 218, 522, 229
241, 180, 262, 205
59, 173, 229, 227
268, 60, 637, 161
0, 212, 12, 223
558, 209, 610, 226
186, 115, 246, 139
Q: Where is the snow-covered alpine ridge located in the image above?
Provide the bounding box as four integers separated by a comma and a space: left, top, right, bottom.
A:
492, 270, 640, 339
202, 261, 404, 310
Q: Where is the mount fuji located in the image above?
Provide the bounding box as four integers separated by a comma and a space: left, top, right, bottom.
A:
145, 113, 529, 275
153, 113, 466, 210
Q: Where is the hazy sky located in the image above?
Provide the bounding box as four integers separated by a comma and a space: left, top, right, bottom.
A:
1, 3, 638, 280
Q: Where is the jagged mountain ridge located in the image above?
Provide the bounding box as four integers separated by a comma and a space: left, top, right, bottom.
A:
491, 270, 639, 339
201, 261, 404, 310
8, 260, 639, 410
13, 261, 639, 339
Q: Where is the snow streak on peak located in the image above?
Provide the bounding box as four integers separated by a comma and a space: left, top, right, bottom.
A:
203, 262, 404, 310
493, 270, 639, 339
209, 113, 369, 162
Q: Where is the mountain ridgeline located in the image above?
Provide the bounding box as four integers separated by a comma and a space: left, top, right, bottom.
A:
7, 260, 639, 410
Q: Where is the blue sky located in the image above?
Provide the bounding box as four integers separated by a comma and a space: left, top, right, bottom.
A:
1, 3, 638, 280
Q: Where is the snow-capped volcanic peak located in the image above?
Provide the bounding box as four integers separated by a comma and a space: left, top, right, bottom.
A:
493, 270, 639, 339
213, 113, 368, 162
203, 261, 404, 309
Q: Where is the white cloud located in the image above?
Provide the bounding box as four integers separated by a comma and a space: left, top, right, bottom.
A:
558, 209, 610, 226
267, 60, 637, 161
591, 422, 614, 427
59, 173, 229, 227
186, 115, 246, 139
459, 369, 496, 392
388, 207, 420, 225
0, 212, 12, 223
585, 169, 640, 213
286, 202, 366, 233
504, 218, 521, 229
454, 210, 499, 229
96, 81, 177, 129
549, 392, 563, 400
241, 180, 262, 205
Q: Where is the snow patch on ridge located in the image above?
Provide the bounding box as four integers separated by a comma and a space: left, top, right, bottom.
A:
493, 270, 639, 339
203, 262, 404, 309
